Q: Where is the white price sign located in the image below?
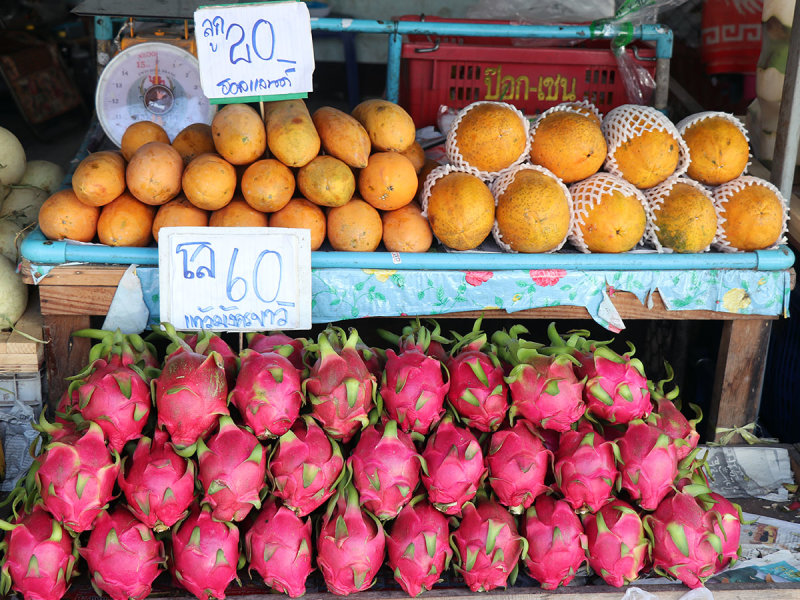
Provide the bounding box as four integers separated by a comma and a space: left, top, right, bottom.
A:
194, 1, 314, 103
158, 227, 311, 331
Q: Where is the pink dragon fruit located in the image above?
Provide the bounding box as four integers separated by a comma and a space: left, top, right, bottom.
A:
506, 353, 585, 432
644, 491, 725, 588
304, 327, 375, 443
197, 416, 267, 522
247, 332, 306, 370
380, 325, 449, 435
522, 494, 587, 590
229, 349, 302, 439
647, 365, 702, 461
154, 342, 229, 454
170, 504, 241, 600
118, 430, 197, 531
0, 506, 79, 600
554, 423, 618, 513
386, 497, 452, 597
420, 416, 486, 515
616, 419, 679, 511
446, 329, 508, 432
268, 414, 345, 517
244, 498, 313, 598
79, 507, 165, 600
71, 357, 151, 452
451, 497, 526, 592
182, 331, 238, 388
33, 419, 120, 533
486, 419, 551, 514
701, 492, 742, 570
380, 318, 451, 364
349, 421, 424, 520
583, 344, 652, 424
317, 483, 386, 595
582, 499, 649, 587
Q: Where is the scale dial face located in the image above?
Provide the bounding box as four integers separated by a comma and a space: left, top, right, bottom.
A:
95, 42, 216, 147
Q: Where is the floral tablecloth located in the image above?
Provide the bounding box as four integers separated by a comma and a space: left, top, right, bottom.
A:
128, 267, 791, 332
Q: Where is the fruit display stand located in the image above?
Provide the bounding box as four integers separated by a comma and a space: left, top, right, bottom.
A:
18, 13, 797, 447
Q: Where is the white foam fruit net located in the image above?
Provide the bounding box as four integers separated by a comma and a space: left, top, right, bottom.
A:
712, 175, 789, 252
643, 175, 721, 253
602, 104, 690, 185
445, 101, 531, 180
530, 100, 603, 139
675, 111, 752, 178
489, 163, 574, 253
568, 172, 652, 254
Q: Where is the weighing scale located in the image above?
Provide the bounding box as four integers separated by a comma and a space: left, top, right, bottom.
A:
95, 41, 216, 146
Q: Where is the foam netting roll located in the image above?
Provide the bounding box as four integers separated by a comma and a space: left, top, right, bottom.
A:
712, 175, 789, 252
602, 104, 690, 183
643, 175, 721, 253
568, 172, 652, 254
489, 162, 574, 253
445, 101, 531, 181
419, 163, 468, 218
530, 100, 603, 138
675, 110, 752, 176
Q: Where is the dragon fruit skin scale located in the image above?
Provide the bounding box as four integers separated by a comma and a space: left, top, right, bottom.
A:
244, 498, 314, 598
170, 504, 241, 600
420, 417, 486, 516
522, 494, 587, 590
582, 499, 649, 587
317, 483, 386, 596
79, 507, 165, 600
230, 349, 303, 439
118, 430, 197, 532
616, 419, 679, 511
486, 419, 551, 514
554, 424, 619, 514
386, 497, 452, 597
451, 498, 526, 592
0, 506, 79, 600
349, 421, 423, 520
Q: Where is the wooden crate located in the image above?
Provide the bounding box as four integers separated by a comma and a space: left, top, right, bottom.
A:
0, 298, 44, 372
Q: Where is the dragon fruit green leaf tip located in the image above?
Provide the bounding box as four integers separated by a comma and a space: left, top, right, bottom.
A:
387, 496, 453, 597
317, 482, 386, 596
244, 498, 314, 598
118, 430, 197, 532
170, 504, 242, 600
79, 507, 165, 600
197, 415, 267, 523
229, 348, 303, 439
0, 506, 79, 600
304, 326, 376, 443
450, 497, 527, 593
349, 420, 425, 521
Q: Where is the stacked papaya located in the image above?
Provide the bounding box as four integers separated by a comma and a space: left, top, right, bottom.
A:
38, 99, 434, 253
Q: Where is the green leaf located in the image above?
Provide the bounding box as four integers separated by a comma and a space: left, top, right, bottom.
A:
402, 543, 415, 559
302, 464, 319, 488
466, 360, 490, 387
666, 523, 690, 557
424, 532, 437, 557
368, 471, 381, 491
486, 519, 505, 554
465, 548, 479, 571
335, 515, 348, 541
115, 375, 132, 399
460, 388, 481, 407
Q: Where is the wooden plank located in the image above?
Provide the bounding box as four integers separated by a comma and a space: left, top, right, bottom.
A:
707, 319, 772, 443
42, 314, 91, 409
414, 291, 777, 321
39, 286, 116, 316
20, 260, 128, 287
0, 298, 44, 366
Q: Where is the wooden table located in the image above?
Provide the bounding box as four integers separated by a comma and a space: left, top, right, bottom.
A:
20, 260, 789, 444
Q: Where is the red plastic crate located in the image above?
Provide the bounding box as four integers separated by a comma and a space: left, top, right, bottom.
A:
398, 17, 657, 128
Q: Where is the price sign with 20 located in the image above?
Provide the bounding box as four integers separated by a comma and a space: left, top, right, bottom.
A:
194, 1, 315, 103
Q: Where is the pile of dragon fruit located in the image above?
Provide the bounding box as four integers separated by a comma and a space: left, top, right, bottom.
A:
0, 319, 742, 600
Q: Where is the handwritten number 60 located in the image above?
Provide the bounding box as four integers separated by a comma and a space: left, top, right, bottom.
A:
226, 248, 281, 303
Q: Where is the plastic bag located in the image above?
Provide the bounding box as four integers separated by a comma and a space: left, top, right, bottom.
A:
0, 395, 39, 493
467, 0, 615, 24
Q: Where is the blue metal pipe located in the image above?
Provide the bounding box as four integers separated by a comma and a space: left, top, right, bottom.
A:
21, 229, 795, 271
386, 32, 403, 103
